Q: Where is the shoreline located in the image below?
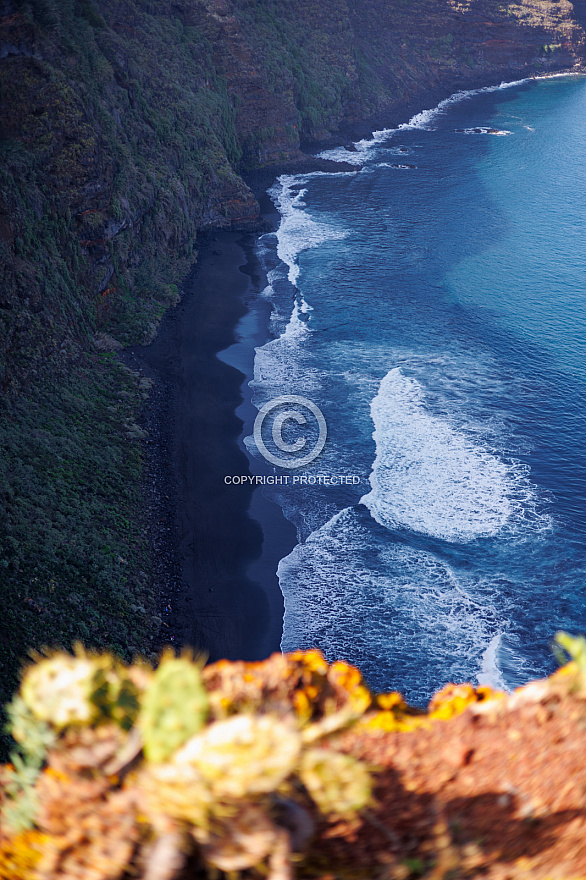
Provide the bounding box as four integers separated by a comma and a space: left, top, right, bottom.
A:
130, 67, 583, 665
126, 231, 296, 662
242, 66, 583, 197
302, 65, 584, 150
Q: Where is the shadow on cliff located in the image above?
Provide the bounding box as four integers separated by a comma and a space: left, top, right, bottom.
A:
305, 763, 585, 876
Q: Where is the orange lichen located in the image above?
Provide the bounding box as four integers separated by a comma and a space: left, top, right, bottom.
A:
427, 682, 505, 721
0, 830, 46, 880
202, 650, 373, 726
360, 683, 507, 734
328, 662, 371, 715
361, 710, 427, 734
288, 649, 329, 676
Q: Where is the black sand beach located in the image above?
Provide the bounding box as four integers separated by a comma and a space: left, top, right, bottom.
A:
126, 231, 296, 662
124, 77, 547, 664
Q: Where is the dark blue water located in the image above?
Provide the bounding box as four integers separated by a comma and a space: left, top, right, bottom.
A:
246, 75, 586, 704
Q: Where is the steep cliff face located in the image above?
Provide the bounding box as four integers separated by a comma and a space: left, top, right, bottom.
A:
346, 0, 582, 124
0, 0, 261, 390
0, 0, 583, 379
209, 0, 583, 153
0, 0, 584, 728
205, 0, 360, 159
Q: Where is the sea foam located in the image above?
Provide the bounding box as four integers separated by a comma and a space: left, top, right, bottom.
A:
478, 633, 508, 690
401, 79, 529, 131
279, 506, 507, 701
317, 127, 397, 165
360, 368, 542, 543
317, 79, 531, 162
268, 174, 350, 288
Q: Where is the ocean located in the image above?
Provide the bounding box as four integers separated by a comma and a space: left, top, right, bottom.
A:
227, 74, 586, 704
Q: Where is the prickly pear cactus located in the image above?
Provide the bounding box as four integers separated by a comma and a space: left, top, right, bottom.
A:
139, 652, 209, 763
199, 803, 279, 872
90, 660, 141, 732
20, 652, 101, 730
19, 649, 142, 734
3, 648, 379, 879
299, 748, 372, 817
7, 696, 56, 761
555, 631, 586, 673
174, 714, 302, 799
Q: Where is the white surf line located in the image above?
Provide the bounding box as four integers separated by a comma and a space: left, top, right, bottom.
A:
318, 70, 584, 160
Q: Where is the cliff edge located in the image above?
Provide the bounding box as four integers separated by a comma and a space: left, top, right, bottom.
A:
2, 639, 586, 879
0, 0, 584, 732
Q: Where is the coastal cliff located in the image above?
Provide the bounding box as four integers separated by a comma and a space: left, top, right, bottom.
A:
0, 0, 585, 717
2, 642, 586, 879
1, 0, 583, 376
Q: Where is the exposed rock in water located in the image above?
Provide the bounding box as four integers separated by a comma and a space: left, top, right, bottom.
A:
0, 0, 584, 395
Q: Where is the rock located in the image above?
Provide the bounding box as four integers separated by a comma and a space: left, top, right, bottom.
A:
93, 333, 123, 352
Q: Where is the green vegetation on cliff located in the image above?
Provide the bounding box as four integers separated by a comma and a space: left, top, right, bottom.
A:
0, 0, 584, 725
0, 0, 261, 720
0, 357, 160, 755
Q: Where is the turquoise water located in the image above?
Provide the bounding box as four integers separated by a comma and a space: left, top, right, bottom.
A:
448, 78, 586, 377
246, 75, 586, 703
